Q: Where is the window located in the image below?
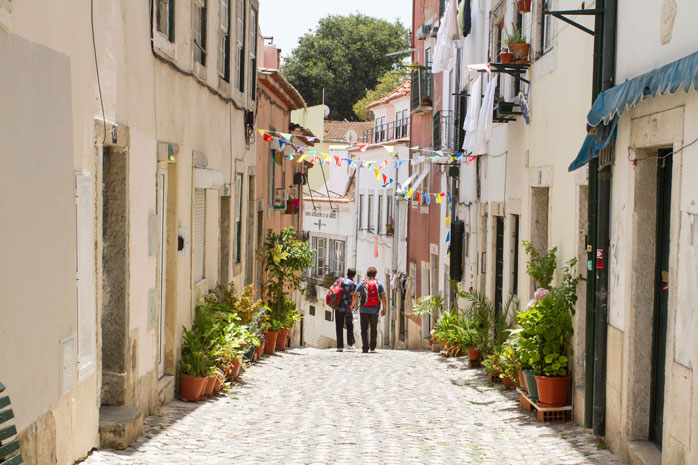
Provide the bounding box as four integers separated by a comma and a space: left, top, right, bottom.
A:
309, 305, 315, 316
249, 6, 258, 100
541, 0, 554, 53
377, 195, 383, 234
192, 0, 207, 66
236, 0, 246, 92
193, 188, 206, 282
157, 0, 175, 42
367, 194, 374, 231
268, 148, 275, 207
425, 47, 432, 68
219, 0, 231, 80
395, 109, 409, 138
312, 236, 327, 277
374, 116, 386, 143
386, 194, 393, 234
235, 173, 243, 263
359, 194, 365, 230
325, 309, 333, 321
328, 239, 346, 276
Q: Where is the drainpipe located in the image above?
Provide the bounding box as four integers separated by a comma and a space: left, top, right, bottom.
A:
593, 0, 616, 438
584, 0, 605, 430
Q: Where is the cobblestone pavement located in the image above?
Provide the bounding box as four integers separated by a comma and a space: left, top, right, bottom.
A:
81, 348, 621, 465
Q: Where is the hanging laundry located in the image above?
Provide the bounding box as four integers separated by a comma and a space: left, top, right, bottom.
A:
457, 0, 472, 38
461, 76, 481, 152
431, 0, 460, 73
474, 75, 498, 155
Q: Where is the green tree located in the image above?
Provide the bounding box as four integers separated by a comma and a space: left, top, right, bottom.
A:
282, 14, 409, 121
353, 71, 408, 121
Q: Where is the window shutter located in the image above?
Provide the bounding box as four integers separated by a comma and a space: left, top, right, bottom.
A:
453, 93, 467, 151
76, 174, 96, 380
193, 188, 206, 282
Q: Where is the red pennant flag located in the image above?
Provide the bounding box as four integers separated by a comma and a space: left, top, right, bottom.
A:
334, 155, 341, 166
416, 192, 421, 202
467, 155, 477, 165
263, 133, 272, 142
382, 174, 388, 184
358, 144, 368, 152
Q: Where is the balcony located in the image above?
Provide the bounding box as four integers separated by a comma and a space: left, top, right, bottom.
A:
360, 118, 410, 144
410, 68, 433, 113
432, 110, 454, 151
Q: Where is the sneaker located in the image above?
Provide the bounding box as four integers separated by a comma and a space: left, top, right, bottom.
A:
347, 345, 355, 351
362, 349, 368, 353
336, 348, 343, 352
369, 349, 376, 353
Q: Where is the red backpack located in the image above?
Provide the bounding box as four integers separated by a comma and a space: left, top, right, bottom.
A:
363, 279, 380, 307
326, 278, 344, 308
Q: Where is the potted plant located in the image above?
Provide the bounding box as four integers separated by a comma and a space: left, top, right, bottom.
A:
521, 242, 583, 407
386, 217, 395, 236
517, 0, 532, 13
499, 48, 514, 64
264, 318, 283, 354
178, 327, 210, 402
504, 24, 530, 62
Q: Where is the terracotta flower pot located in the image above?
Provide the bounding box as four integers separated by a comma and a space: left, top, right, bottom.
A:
254, 342, 264, 360
508, 42, 530, 60
212, 376, 222, 394
502, 374, 516, 389
499, 52, 514, 63
517, 0, 532, 12
466, 348, 481, 361
178, 373, 207, 402
534, 375, 571, 407
232, 358, 241, 379
264, 331, 278, 354
200, 376, 216, 399
276, 328, 290, 351
523, 370, 539, 401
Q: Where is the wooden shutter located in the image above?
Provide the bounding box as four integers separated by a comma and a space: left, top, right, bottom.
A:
193, 188, 206, 282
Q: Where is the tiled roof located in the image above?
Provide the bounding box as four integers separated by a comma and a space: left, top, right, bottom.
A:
366, 81, 411, 109
323, 121, 374, 141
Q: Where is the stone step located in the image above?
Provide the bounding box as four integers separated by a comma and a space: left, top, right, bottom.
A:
98, 405, 143, 450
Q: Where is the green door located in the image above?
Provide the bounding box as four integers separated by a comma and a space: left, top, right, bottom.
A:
650, 150, 672, 448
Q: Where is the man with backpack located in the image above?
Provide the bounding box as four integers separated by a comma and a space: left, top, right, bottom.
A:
351, 267, 387, 353
328, 268, 358, 352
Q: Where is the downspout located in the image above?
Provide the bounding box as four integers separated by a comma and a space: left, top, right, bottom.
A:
584, 0, 605, 430
593, 0, 616, 438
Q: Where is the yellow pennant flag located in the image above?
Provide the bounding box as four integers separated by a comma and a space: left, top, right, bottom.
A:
256, 129, 266, 136
296, 153, 308, 163
435, 194, 441, 204
407, 188, 414, 198
443, 216, 450, 223
323, 152, 330, 161
374, 168, 380, 180
383, 145, 394, 157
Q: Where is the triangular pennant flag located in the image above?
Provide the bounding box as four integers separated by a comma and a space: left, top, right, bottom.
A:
365, 161, 373, 168
382, 174, 388, 185
295, 145, 303, 152
407, 188, 414, 198
263, 133, 272, 142
409, 146, 420, 150
467, 155, 477, 165
296, 153, 308, 163
378, 160, 388, 170
447, 193, 452, 203
374, 168, 380, 180
323, 152, 330, 161
395, 160, 406, 168
334, 155, 341, 166
307, 148, 318, 156
435, 194, 442, 204
446, 231, 450, 242
310, 156, 320, 164
358, 144, 368, 152
443, 216, 451, 223
383, 145, 394, 156
257, 129, 266, 136
271, 150, 282, 166
424, 193, 431, 205
280, 133, 292, 142
415, 192, 421, 202
287, 153, 295, 160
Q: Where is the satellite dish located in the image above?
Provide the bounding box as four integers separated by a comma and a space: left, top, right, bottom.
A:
323, 105, 330, 118
345, 129, 358, 144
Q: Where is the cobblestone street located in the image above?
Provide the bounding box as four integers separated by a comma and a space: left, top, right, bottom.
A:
82, 348, 621, 465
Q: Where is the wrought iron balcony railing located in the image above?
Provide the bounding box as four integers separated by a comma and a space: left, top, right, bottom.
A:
360, 118, 410, 144
432, 110, 454, 151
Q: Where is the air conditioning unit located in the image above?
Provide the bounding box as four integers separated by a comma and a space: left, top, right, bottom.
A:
416, 24, 432, 40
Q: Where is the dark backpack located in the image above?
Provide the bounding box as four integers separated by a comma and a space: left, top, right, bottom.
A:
363, 279, 380, 307
326, 278, 344, 308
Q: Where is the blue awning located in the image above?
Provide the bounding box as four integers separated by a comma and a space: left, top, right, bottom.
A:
569, 118, 617, 171
570, 50, 698, 171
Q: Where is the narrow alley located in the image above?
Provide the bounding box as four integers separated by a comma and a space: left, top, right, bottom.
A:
81, 349, 619, 465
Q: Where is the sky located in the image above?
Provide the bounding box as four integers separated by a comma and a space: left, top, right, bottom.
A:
259, 0, 411, 61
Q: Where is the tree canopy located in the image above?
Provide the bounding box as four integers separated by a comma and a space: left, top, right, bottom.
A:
282, 13, 409, 121
352, 70, 408, 121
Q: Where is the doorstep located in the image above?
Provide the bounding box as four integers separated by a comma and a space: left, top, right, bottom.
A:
624, 441, 661, 465
158, 374, 175, 406
98, 405, 143, 450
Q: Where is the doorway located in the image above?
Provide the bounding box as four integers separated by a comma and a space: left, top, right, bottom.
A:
156, 164, 168, 378
649, 150, 672, 448
494, 216, 504, 334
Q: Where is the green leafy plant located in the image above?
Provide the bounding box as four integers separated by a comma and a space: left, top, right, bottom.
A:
178, 327, 212, 377
521, 240, 557, 289
257, 227, 314, 324
321, 272, 337, 289
504, 23, 527, 45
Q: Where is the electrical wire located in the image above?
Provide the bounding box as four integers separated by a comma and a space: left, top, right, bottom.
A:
627, 135, 698, 164
91, 0, 106, 144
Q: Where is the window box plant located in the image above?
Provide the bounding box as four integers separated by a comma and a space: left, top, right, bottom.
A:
504, 25, 530, 62
499, 49, 514, 64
